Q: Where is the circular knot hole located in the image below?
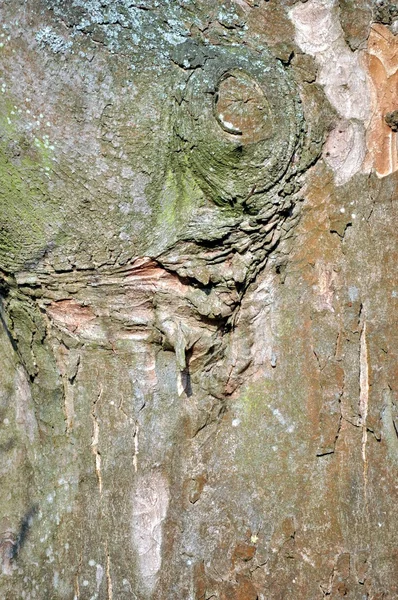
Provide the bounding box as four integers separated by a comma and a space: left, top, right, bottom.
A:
214, 69, 273, 143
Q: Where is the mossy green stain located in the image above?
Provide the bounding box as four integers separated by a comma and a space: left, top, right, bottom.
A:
0, 101, 60, 270
155, 162, 202, 233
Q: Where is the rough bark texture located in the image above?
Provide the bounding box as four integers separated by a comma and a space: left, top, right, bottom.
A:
0, 0, 397, 598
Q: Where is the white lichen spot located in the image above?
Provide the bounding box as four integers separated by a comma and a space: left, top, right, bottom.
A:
96, 564, 104, 589
348, 286, 359, 302
232, 418, 241, 427
35, 27, 72, 53
46, 547, 55, 563
53, 571, 59, 589
118, 202, 131, 215
272, 408, 286, 425
251, 534, 258, 544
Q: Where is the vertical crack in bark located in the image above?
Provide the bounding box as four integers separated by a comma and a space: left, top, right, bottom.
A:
91, 385, 103, 496
63, 380, 73, 435
133, 421, 139, 474
60, 347, 80, 434
359, 319, 369, 508
106, 546, 113, 600
74, 551, 83, 599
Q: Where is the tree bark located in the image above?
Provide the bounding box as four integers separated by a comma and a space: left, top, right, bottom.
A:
0, 0, 397, 598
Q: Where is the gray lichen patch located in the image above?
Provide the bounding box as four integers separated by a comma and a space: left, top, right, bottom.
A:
45, 0, 191, 58
35, 27, 73, 53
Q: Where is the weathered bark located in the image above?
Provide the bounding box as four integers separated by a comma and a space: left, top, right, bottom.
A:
0, 0, 397, 598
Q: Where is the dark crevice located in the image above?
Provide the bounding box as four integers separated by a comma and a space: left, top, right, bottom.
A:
11, 505, 38, 561
0, 296, 19, 355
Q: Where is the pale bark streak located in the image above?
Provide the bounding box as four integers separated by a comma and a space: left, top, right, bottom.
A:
133, 422, 139, 474
91, 385, 103, 496
359, 320, 369, 505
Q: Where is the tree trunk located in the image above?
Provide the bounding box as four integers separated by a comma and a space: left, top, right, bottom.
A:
0, 0, 397, 598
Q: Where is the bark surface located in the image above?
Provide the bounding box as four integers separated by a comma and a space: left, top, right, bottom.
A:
0, 0, 397, 598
